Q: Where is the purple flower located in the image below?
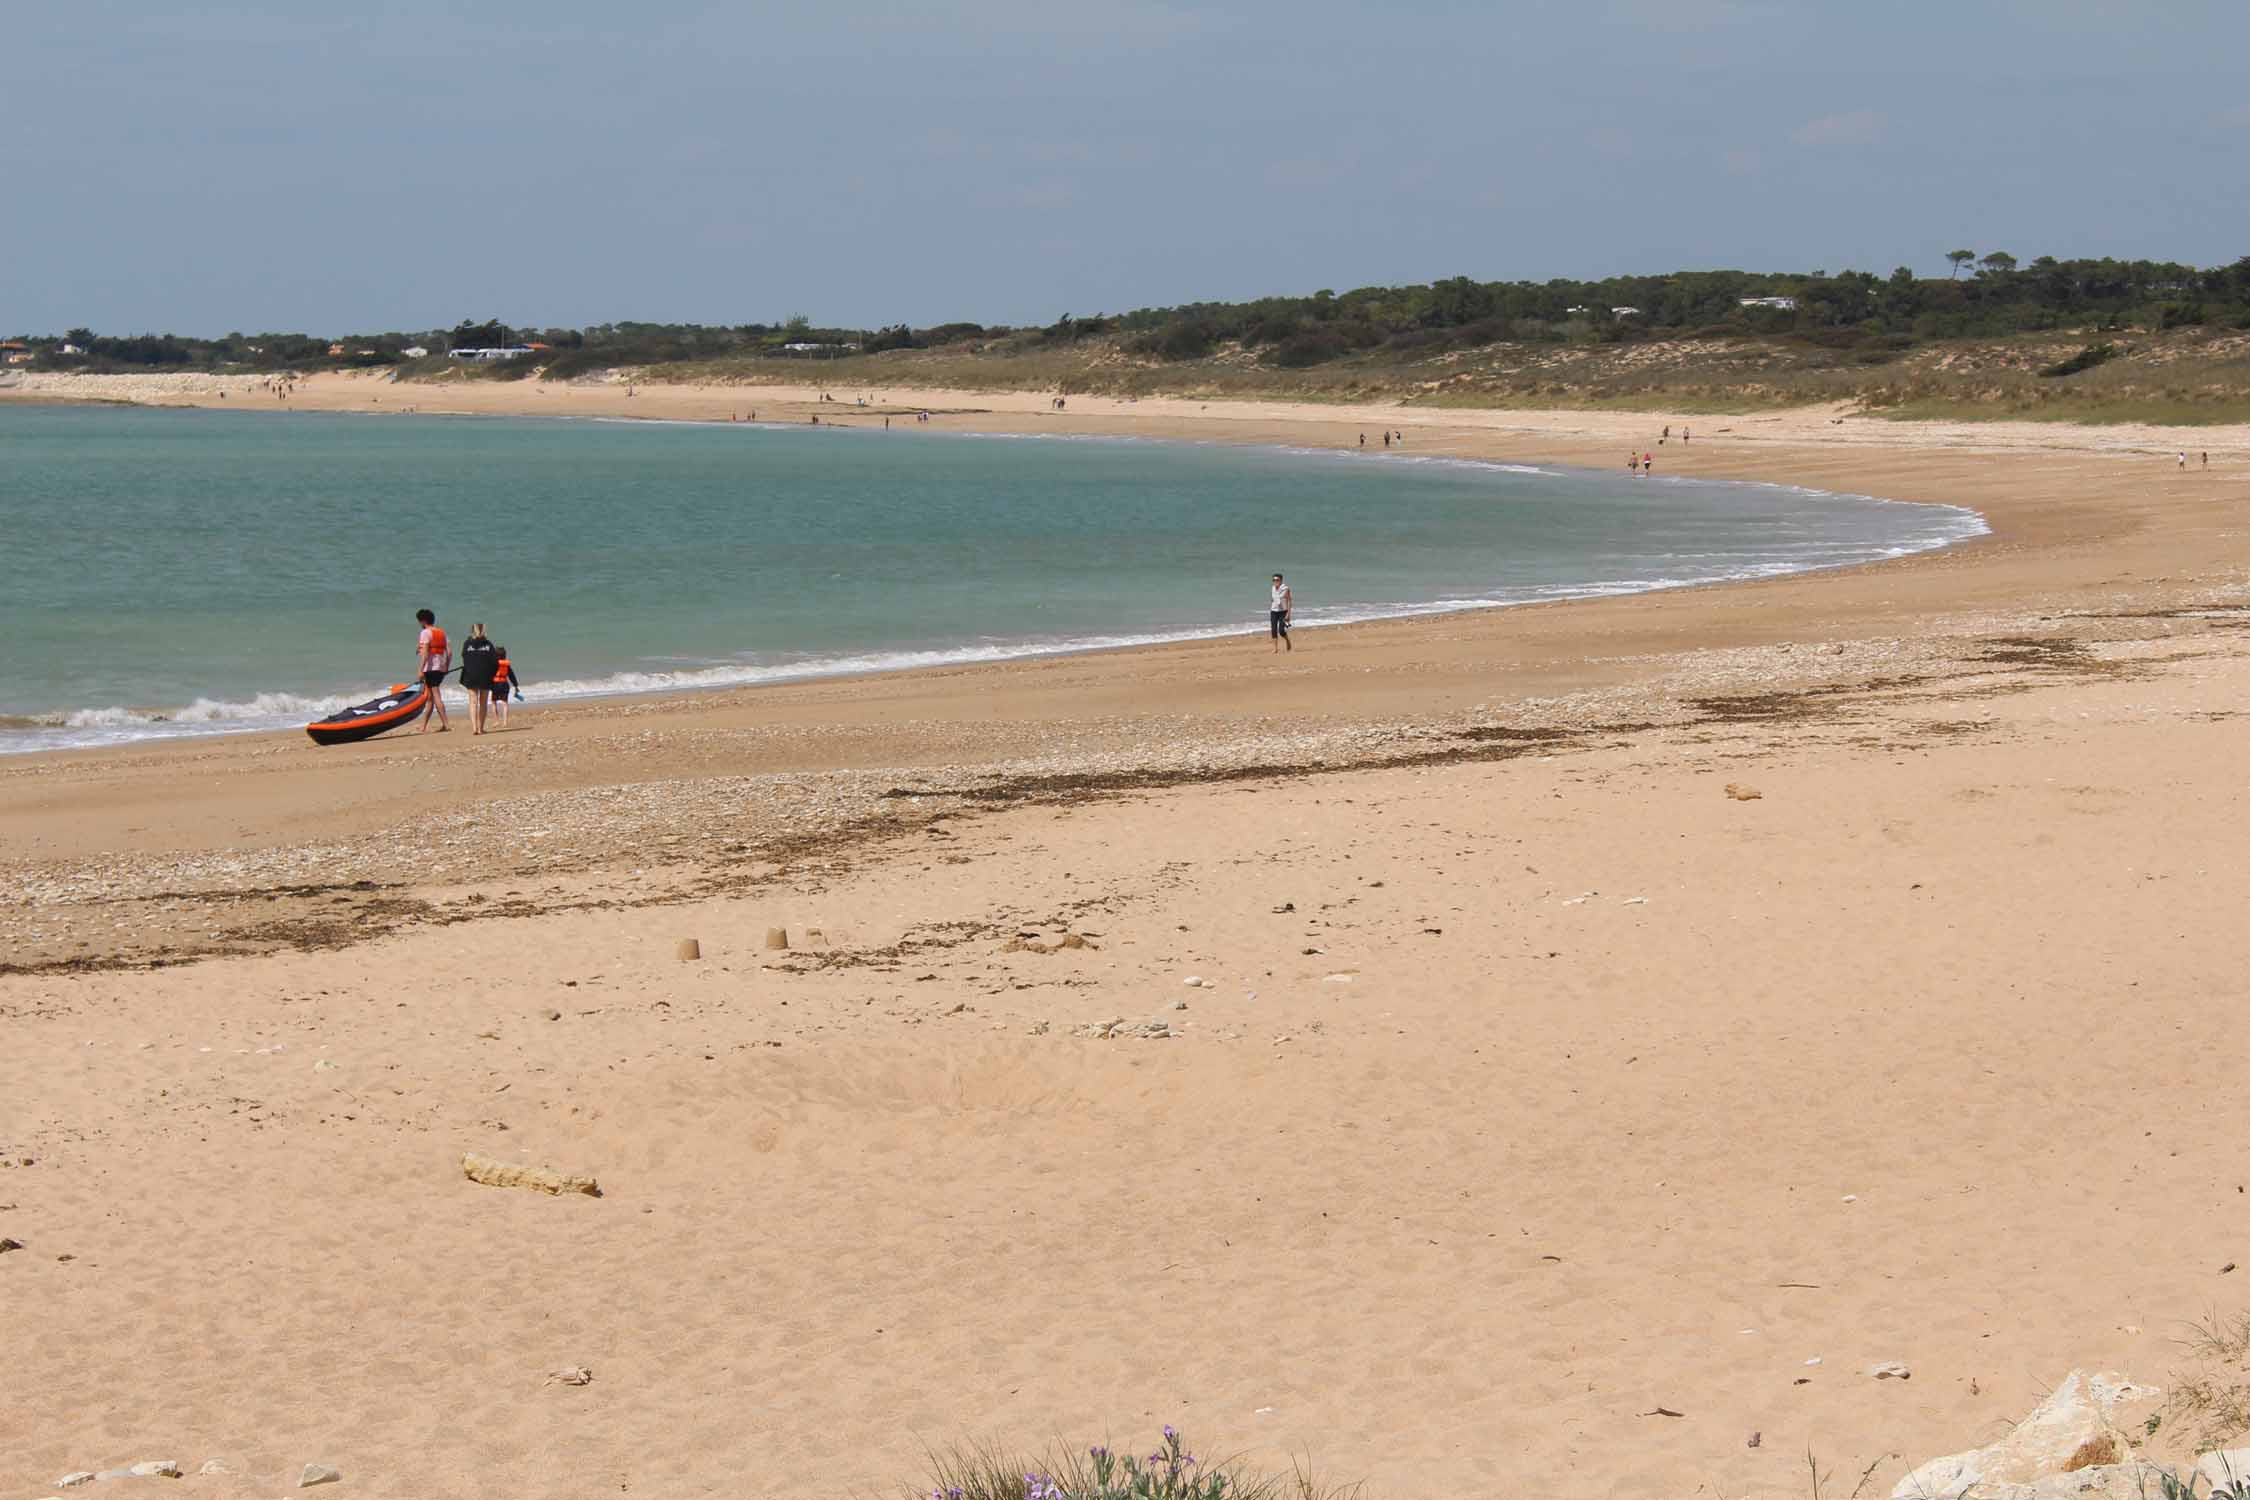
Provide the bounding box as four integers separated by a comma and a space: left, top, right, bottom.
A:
1163, 1425, 1177, 1439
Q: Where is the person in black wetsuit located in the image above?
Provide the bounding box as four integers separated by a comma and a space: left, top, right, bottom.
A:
458, 624, 499, 735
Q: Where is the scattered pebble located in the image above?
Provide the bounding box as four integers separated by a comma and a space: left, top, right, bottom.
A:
546, 1365, 594, 1386
300, 1463, 343, 1487
1867, 1361, 1912, 1380
1725, 783, 1763, 801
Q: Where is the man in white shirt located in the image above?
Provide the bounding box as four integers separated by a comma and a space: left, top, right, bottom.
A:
1269, 574, 1293, 653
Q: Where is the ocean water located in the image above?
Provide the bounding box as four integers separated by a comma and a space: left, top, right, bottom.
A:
0, 404, 1984, 753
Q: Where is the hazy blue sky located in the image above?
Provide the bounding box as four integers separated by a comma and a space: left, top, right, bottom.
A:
8, 0, 2246, 335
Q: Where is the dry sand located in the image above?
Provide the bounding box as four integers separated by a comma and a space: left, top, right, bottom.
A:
4, 373, 2250, 1498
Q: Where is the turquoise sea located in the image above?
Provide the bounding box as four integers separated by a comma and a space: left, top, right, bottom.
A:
0, 404, 1984, 753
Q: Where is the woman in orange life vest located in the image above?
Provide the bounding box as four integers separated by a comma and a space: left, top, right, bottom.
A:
413, 609, 451, 733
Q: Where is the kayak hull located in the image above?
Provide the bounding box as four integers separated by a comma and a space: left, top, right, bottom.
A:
305, 682, 429, 746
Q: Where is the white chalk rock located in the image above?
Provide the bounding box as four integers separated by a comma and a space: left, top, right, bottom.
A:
55, 1476, 96, 1490
1908, 1466, 2182, 1500
1892, 1370, 2162, 1500
299, 1463, 343, 1487
129, 1460, 182, 1477
1866, 1361, 1912, 1380
197, 1459, 233, 1476
2198, 1449, 2250, 1493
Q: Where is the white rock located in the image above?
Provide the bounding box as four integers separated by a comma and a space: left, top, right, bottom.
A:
299, 1463, 343, 1487
2198, 1449, 2250, 1493
1322, 973, 1354, 984
1181, 976, 1205, 987
1892, 1370, 2162, 1500
1901, 1464, 2180, 1500
197, 1460, 233, 1476
55, 1476, 96, 1490
1867, 1361, 1912, 1380
546, 1365, 594, 1386
129, 1460, 182, 1477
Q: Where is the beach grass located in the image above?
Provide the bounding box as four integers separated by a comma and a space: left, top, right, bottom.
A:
2168, 1310, 2250, 1453
911, 1428, 1363, 1500
565, 326, 2250, 426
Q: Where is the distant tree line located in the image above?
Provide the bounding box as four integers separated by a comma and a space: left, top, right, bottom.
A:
8, 254, 2246, 376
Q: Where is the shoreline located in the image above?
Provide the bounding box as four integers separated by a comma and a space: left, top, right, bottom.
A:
0, 405, 1990, 757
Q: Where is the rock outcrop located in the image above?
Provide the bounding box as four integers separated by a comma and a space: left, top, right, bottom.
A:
1891, 1369, 2164, 1500
461, 1150, 600, 1197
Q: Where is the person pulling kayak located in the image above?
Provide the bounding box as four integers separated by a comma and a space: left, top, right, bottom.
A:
413, 609, 451, 733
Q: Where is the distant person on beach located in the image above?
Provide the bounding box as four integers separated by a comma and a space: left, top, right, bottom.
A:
1359, 433, 1366, 449
490, 646, 521, 728
2179, 452, 2188, 468
459, 624, 498, 734
1629, 452, 1640, 475
413, 609, 451, 733
1269, 574, 1293, 653
1644, 450, 1655, 475
1683, 426, 1691, 443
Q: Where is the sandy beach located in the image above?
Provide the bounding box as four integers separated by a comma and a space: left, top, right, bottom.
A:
5, 373, 2250, 1498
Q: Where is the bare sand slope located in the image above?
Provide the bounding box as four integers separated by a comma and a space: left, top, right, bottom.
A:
5, 382, 2250, 1497
5, 625, 2246, 1498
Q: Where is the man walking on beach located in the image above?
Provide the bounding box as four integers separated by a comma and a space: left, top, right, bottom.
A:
1269, 574, 1293, 653
413, 608, 450, 733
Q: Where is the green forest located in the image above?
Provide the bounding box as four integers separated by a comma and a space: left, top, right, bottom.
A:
6, 254, 2247, 376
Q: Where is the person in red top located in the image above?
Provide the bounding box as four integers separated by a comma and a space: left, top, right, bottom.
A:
413, 608, 451, 733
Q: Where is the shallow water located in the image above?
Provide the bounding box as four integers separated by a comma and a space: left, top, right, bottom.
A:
0, 404, 1984, 752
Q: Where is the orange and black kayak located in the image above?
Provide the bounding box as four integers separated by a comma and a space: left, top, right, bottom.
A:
305, 681, 431, 745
